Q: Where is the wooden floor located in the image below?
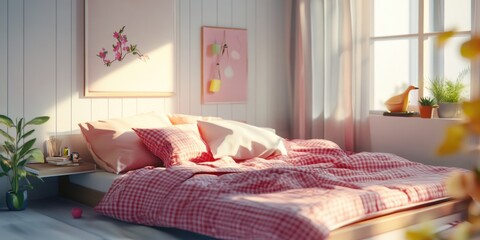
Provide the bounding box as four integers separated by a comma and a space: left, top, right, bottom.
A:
0, 197, 214, 240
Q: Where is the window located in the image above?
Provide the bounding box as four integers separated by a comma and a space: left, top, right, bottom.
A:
371, 0, 476, 111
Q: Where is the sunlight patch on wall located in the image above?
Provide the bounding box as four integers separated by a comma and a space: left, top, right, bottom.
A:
89, 43, 174, 92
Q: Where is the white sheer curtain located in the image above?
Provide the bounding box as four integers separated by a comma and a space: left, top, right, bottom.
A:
288, 0, 371, 152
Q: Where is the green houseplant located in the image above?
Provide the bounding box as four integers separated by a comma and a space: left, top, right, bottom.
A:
0, 114, 49, 210
428, 69, 468, 118
418, 97, 437, 119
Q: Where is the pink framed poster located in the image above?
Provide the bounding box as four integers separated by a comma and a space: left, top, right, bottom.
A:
202, 27, 248, 103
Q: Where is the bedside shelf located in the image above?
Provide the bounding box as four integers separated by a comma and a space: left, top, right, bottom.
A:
25, 162, 97, 178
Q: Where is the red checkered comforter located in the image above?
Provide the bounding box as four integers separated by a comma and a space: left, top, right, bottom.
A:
95, 139, 461, 240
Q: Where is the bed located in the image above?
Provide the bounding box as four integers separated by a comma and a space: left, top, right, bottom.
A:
64, 113, 470, 240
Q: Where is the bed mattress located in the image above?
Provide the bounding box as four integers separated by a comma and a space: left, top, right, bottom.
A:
69, 168, 168, 192
69, 170, 123, 193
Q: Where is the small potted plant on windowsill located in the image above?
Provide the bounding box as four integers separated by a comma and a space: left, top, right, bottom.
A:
418, 97, 437, 119
0, 115, 49, 210
428, 68, 468, 118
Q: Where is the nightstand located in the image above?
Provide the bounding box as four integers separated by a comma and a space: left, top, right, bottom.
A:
25, 162, 97, 178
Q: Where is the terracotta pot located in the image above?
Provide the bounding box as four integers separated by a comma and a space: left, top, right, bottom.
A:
419, 105, 434, 118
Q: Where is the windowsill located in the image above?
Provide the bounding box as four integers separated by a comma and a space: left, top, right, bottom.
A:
369, 111, 464, 122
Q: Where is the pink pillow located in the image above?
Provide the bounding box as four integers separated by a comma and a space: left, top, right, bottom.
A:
167, 113, 222, 125
197, 120, 287, 160
134, 124, 214, 167
78, 112, 172, 174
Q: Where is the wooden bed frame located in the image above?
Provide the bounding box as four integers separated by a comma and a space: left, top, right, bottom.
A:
59, 176, 469, 239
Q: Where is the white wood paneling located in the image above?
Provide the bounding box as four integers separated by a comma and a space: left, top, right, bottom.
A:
24, 0, 57, 147
1, 0, 290, 141
246, 0, 257, 125
188, 0, 203, 116
216, 0, 233, 120
178, 0, 191, 114
0, 0, 7, 117
7, 0, 24, 119
200, 0, 218, 117
269, 0, 289, 136
230, 1, 248, 122
122, 99, 138, 116
56, 0, 73, 133
70, 0, 92, 133
255, 0, 268, 127
107, 99, 122, 119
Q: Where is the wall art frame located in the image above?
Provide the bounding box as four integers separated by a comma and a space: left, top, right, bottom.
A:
85, 0, 175, 97
201, 26, 248, 104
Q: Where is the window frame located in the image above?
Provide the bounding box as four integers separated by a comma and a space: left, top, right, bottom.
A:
369, 0, 479, 113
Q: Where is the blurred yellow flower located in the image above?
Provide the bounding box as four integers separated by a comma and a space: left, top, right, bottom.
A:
437, 124, 468, 155
445, 171, 469, 198
437, 101, 480, 156
463, 99, 480, 135
451, 222, 472, 240
405, 222, 436, 240
437, 30, 456, 47
460, 37, 480, 60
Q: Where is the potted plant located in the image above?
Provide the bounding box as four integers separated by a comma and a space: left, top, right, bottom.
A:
428, 68, 468, 118
418, 97, 437, 118
0, 114, 49, 210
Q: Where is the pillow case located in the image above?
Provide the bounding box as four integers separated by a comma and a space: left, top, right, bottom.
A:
134, 124, 213, 167
197, 120, 287, 160
167, 113, 222, 125
78, 112, 172, 174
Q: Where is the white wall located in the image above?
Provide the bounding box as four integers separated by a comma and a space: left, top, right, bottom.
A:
0, 0, 289, 138
0, 0, 290, 203
370, 115, 477, 170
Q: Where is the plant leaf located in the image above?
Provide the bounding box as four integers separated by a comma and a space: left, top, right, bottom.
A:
17, 158, 28, 167
16, 118, 23, 133
17, 168, 27, 178
27, 171, 43, 182
24, 177, 33, 190
18, 138, 36, 159
0, 129, 14, 142
27, 149, 44, 163
20, 129, 35, 141
0, 115, 14, 128
25, 116, 49, 126
0, 159, 11, 173
4, 141, 15, 153
11, 193, 20, 209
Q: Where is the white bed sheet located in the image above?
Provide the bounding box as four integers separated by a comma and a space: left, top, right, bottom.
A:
69, 168, 167, 192
69, 170, 120, 193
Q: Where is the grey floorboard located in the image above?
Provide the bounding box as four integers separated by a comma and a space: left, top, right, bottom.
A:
0, 197, 216, 240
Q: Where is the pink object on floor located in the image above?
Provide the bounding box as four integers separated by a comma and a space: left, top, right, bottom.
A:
71, 207, 82, 218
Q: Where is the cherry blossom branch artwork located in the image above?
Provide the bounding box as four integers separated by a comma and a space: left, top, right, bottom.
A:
97, 26, 149, 67
85, 0, 175, 97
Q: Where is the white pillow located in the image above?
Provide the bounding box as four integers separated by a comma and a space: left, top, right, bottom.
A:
167, 113, 222, 125
197, 120, 287, 160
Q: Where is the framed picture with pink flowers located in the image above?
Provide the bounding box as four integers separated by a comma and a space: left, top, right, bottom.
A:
85, 0, 175, 97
